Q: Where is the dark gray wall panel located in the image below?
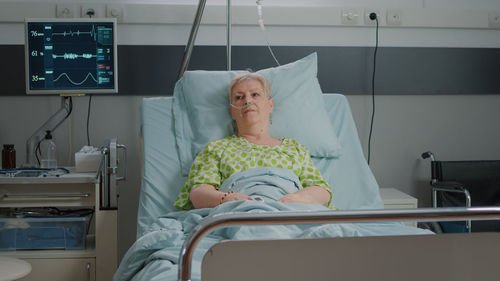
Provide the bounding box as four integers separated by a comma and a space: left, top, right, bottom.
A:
1, 45, 26, 95
1, 45, 499, 96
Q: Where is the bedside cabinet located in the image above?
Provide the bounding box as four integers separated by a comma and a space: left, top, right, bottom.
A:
380, 188, 418, 209
379, 188, 418, 227
0, 173, 117, 281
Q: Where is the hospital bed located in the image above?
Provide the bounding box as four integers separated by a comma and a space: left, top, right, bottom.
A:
114, 53, 500, 281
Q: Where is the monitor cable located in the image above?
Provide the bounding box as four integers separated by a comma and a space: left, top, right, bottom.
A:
367, 12, 379, 165
87, 95, 92, 146
85, 10, 93, 147
82, 9, 94, 147
68, 111, 72, 165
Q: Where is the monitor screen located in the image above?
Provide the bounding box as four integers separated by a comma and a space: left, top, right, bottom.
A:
25, 18, 117, 95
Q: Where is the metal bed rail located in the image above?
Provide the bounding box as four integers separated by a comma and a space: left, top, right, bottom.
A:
178, 207, 500, 281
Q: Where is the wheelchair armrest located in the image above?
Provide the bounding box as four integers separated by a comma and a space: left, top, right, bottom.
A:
431, 181, 466, 191
431, 181, 471, 208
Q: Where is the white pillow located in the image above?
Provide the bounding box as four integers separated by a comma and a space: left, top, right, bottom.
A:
173, 53, 341, 175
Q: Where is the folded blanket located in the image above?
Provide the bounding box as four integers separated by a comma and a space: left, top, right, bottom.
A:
114, 168, 432, 281
218, 167, 303, 202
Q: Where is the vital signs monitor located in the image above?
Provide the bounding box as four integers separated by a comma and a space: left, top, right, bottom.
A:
25, 18, 118, 95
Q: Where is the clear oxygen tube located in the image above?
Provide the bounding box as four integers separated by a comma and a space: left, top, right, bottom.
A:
256, 0, 280, 66
229, 102, 254, 110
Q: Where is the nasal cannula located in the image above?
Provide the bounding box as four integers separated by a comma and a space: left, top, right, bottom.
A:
230, 102, 254, 110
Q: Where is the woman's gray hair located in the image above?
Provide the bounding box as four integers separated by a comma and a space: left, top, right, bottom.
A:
227, 72, 272, 103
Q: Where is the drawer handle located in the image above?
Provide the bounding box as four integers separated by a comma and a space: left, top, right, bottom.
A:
86, 262, 91, 281
2, 192, 90, 200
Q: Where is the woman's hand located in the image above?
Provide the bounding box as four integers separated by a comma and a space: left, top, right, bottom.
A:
190, 185, 252, 208
278, 193, 309, 203
222, 192, 252, 203
278, 186, 331, 205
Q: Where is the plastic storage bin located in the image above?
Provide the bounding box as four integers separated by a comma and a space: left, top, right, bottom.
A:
0, 216, 89, 250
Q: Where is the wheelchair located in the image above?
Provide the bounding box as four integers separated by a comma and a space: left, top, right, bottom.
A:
422, 151, 500, 233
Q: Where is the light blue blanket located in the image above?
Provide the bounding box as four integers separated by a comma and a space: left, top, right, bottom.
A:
115, 168, 431, 281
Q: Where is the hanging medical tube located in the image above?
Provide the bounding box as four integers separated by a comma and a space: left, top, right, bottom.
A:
178, 207, 500, 281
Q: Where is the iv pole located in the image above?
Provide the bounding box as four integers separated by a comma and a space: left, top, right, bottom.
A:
177, 0, 232, 80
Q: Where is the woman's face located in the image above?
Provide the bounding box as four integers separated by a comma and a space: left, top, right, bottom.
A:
229, 79, 273, 128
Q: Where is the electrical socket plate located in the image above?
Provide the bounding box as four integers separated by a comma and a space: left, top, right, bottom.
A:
364, 9, 383, 26
81, 4, 106, 18
386, 9, 402, 26
106, 4, 125, 23
56, 4, 76, 18
489, 12, 500, 28
341, 8, 360, 25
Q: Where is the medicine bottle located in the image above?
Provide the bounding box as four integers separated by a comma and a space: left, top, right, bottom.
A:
2, 144, 16, 169
40, 130, 57, 169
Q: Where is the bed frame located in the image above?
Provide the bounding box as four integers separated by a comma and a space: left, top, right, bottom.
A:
202, 232, 500, 281
133, 93, 500, 281
180, 208, 500, 281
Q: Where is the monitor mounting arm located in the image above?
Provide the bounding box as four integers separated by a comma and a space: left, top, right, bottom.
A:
25, 96, 71, 167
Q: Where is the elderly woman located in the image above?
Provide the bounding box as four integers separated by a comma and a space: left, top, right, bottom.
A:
174, 72, 332, 210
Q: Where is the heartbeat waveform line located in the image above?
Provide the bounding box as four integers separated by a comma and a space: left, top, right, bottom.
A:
52, 53, 96, 59
52, 25, 97, 41
53, 72, 98, 86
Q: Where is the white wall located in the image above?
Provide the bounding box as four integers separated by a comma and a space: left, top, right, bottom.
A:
348, 94, 500, 203
1, 0, 500, 262
2, 0, 500, 47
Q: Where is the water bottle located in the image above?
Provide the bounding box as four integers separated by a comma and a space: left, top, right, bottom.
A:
40, 130, 57, 168
2, 144, 16, 169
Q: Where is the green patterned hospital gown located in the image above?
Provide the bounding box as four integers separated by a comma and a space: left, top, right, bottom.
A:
174, 136, 333, 210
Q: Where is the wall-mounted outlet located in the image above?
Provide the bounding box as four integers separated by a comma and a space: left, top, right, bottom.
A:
56, 4, 76, 18
364, 9, 383, 25
341, 8, 360, 25
489, 11, 500, 28
386, 9, 402, 26
106, 4, 125, 23
81, 4, 106, 18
